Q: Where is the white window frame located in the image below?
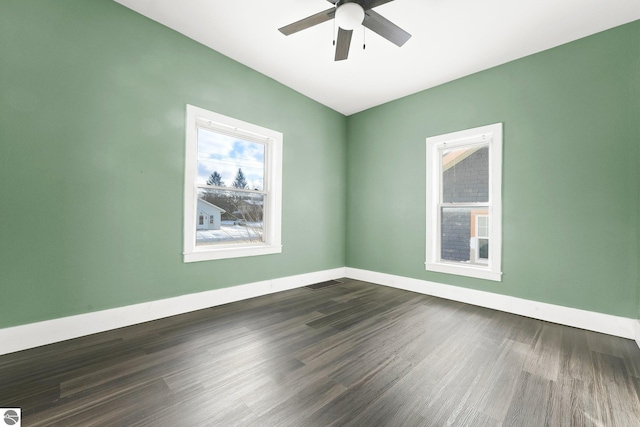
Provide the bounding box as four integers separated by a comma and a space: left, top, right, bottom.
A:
183, 104, 283, 263
425, 123, 502, 281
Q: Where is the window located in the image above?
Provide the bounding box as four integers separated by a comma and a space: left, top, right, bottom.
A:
183, 105, 283, 262
425, 123, 502, 281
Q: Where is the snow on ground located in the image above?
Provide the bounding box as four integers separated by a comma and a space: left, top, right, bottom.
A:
196, 221, 263, 245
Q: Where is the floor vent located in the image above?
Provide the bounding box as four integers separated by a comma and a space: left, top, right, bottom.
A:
305, 279, 343, 290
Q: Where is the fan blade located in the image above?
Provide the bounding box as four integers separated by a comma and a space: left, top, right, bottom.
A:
362, 0, 395, 10
279, 8, 336, 36
362, 9, 411, 46
334, 28, 353, 61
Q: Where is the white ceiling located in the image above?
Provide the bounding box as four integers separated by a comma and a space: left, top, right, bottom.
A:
114, 0, 640, 116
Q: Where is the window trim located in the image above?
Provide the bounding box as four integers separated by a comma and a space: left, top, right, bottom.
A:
425, 123, 502, 281
183, 104, 282, 263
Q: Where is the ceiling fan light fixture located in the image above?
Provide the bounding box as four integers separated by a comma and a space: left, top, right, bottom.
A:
335, 3, 365, 30
278, 0, 411, 62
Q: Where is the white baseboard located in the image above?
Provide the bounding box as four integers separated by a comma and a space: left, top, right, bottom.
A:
346, 268, 637, 340
2, 266, 637, 356
0, 267, 346, 356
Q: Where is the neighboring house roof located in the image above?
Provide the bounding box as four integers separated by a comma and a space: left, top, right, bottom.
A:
197, 198, 226, 213
442, 146, 483, 172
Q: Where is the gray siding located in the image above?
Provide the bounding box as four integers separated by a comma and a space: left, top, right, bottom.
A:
440, 147, 488, 262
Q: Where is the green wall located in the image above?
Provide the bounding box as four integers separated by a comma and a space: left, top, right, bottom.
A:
1, 1, 638, 330
0, 0, 347, 328
346, 21, 640, 318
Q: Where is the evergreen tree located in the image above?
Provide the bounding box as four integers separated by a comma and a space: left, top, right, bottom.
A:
232, 168, 248, 189
207, 171, 224, 187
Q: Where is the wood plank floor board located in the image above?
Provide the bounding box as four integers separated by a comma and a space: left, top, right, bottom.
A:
295, 306, 433, 377
304, 301, 380, 330
250, 374, 347, 427
415, 336, 507, 419
547, 377, 593, 427
590, 351, 640, 425
131, 385, 256, 427
293, 312, 404, 366
415, 350, 498, 425
352, 329, 497, 425
59, 344, 215, 398
302, 355, 415, 427
617, 339, 640, 378
379, 294, 437, 323
468, 339, 530, 422
393, 306, 476, 366
24, 374, 171, 427
2, 279, 640, 426
329, 293, 422, 332
558, 328, 595, 383
361, 348, 492, 426
523, 322, 564, 382
442, 405, 502, 427
585, 330, 634, 358
0, 337, 135, 388
238, 364, 340, 416
503, 371, 553, 427
504, 315, 545, 347
42, 379, 172, 427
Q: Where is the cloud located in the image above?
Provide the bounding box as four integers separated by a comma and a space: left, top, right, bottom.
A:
197, 129, 265, 190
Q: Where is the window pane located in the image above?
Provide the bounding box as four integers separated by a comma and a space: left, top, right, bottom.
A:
478, 238, 489, 259
441, 207, 489, 263
196, 188, 264, 246
197, 128, 265, 190
441, 207, 471, 262
477, 215, 489, 238
442, 145, 489, 203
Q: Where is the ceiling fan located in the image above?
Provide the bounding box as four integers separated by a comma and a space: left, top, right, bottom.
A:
278, 0, 411, 61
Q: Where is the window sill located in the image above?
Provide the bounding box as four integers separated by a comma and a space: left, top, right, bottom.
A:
184, 244, 282, 263
425, 262, 502, 282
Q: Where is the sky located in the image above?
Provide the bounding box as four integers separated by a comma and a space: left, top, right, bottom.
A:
197, 128, 265, 191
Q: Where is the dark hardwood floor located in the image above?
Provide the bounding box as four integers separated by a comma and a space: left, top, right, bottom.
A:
1, 279, 639, 426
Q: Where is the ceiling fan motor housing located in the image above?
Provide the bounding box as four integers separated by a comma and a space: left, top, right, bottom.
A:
335, 1, 365, 30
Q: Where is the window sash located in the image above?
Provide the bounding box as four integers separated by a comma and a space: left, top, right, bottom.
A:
194, 188, 268, 247
437, 204, 490, 264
